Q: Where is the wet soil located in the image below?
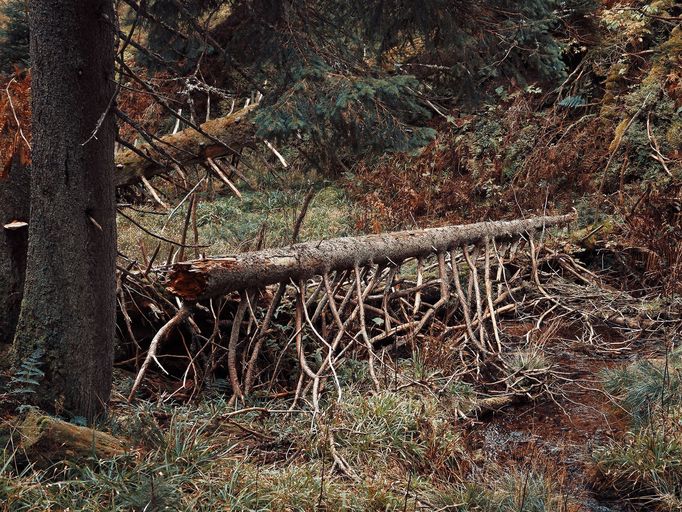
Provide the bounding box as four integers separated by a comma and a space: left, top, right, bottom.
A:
467, 320, 660, 511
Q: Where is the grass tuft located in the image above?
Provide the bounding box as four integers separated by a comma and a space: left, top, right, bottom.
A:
594, 351, 682, 510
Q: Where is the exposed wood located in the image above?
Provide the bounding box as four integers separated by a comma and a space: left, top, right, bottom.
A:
114, 104, 257, 187
166, 213, 576, 301
18, 410, 127, 467
3, 220, 28, 230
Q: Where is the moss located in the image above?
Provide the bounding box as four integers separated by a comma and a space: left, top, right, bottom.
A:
666, 121, 682, 151
601, 62, 629, 109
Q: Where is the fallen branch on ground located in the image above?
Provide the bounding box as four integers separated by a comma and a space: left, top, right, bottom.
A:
18, 410, 127, 466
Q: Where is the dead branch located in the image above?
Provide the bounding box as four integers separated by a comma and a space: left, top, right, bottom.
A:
128, 303, 193, 402
115, 104, 256, 187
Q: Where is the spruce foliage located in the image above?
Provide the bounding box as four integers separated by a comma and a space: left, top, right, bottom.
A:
133, 0, 219, 72
0, 0, 29, 73
136, 0, 596, 166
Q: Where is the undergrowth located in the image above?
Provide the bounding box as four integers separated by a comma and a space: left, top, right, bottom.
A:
594, 350, 682, 510
117, 166, 358, 262
1, 370, 581, 511
351, 0, 681, 292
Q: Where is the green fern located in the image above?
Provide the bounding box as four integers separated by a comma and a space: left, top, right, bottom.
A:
9, 348, 45, 397
558, 95, 587, 108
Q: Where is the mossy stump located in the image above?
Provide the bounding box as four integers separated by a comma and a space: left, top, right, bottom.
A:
18, 410, 127, 466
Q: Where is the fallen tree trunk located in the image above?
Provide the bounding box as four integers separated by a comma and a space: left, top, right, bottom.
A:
166, 212, 576, 301
18, 410, 127, 467
114, 104, 257, 187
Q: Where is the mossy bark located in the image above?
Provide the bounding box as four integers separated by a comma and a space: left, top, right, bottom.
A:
18, 410, 127, 467
13, 0, 117, 422
115, 104, 256, 187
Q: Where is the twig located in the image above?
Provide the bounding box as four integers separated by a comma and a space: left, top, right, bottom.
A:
177, 194, 195, 262
265, 140, 288, 167
128, 303, 193, 402
354, 265, 381, 392
206, 157, 242, 199
413, 257, 424, 314
451, 249, 489, 354
118, 209, 208, 249
141, 176, 169, 209
646, 112, 672, 177
162, 176, 206, 230
292, 188, 316, 243
462, 244, 488, 351
228, 292, 249, 401
243, 283, 286, 395
484, 238, 503, 352
5, 77, 30, 150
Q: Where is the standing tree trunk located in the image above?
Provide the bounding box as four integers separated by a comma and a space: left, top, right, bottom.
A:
13, 0, 117, 421
0, 155, 29, 348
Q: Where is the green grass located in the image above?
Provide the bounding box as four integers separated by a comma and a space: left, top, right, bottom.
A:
329, 390, 465, 476
1, 377, 580, 511
196, 184, 357, 252
426, 469, 575, 512
593, 351, 682, 510
602, 350, 682, 426
117, 170, 359, 263
593, 411, 682, 511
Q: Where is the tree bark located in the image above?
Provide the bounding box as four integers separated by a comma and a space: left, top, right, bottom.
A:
13, 0, 117, 422
167, 212, 576, 301
114, 104, 256, 187
0, 155, 29, 347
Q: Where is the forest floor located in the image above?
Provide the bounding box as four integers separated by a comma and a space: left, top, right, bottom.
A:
2, 164, 680, 510
2, 3, 681, 506
1, 312, 676, 511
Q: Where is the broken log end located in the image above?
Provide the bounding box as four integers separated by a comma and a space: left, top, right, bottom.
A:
166, 262, 212, 300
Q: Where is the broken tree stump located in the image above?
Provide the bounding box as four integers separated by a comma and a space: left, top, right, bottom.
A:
18, 410, 127, 466
0, 153, 29, 346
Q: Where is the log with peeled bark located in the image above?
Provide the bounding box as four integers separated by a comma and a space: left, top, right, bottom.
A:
166, 212, 576, 301
18, 410, 127, 467
114, 104, 257, 187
